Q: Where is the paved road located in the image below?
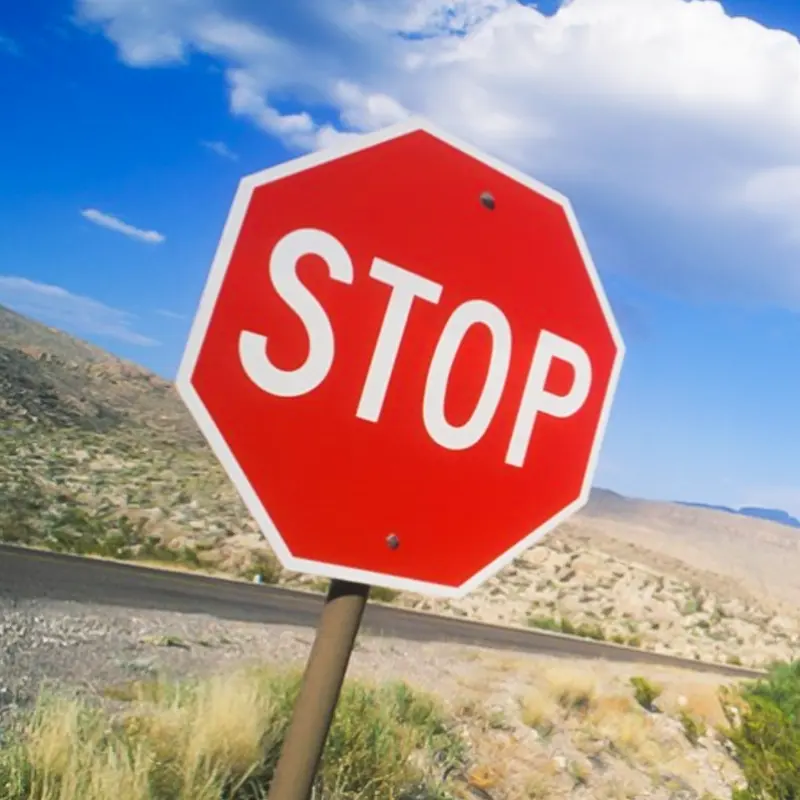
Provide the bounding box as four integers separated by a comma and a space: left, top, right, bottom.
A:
0, 544, 763, 679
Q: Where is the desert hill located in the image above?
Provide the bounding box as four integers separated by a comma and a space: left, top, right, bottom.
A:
0, 304, 199, 437
1, 302, 799, 667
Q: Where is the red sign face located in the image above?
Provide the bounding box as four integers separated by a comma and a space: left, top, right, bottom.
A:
177, 118, 624, 598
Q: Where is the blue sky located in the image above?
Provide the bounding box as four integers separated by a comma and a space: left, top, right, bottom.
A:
2, 0, 800, 515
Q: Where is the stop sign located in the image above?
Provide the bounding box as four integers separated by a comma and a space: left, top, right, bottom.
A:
177, 117, 624, 598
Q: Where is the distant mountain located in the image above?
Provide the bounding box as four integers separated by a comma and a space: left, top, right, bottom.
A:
677, 500, 800, 530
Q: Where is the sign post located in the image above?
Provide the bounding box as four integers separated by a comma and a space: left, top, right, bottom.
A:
267, 580, 369, 800
176, 116, 624, 797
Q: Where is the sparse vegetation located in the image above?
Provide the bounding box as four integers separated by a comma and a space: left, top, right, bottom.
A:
370, 586, 402, 604
679, 709, 706, 745
0, 586, 772, 800
720, 659, 800, 800
630, 676, 662, 711
4, 301, 800, 676
544, 667, 597, 714
526, 613, 607, 642
240, 550, 282, 584
526, 613, 561, 632
518, 688, 558, 735
0, 667, 464, 800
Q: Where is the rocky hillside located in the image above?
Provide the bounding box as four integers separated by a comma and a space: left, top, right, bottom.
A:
0, 305, 198, 437
2, 303, 800, 669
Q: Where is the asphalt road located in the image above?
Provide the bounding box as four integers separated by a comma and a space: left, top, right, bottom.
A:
0, 544, 764, 679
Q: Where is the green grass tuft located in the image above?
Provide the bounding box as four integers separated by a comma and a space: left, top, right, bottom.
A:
0, 666, 464, 800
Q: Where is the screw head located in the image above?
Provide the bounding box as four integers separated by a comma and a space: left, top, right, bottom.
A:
386, 534, 400, 550
479, 191, 496, 210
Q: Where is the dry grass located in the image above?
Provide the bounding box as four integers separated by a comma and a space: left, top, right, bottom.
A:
595, 773, 645, 800
540, 666, 598, 713
592, 707, 663, 765
518, 687, 559, 734
523, 770, 560, 799
0, 637, 748, 800
452, 657, 742, 799
658, 680, 731, 727
0, 667, 465, 800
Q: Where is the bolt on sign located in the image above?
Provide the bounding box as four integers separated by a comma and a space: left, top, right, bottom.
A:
176, 116, 625, 799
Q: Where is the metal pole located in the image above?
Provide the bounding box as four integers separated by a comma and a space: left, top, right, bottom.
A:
267, 578, 371, 800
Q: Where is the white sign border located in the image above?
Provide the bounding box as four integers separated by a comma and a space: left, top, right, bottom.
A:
176, 115, 626, 600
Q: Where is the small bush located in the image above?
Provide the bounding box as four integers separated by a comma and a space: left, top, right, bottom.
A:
679, 710, 706, 745
177, 546, 202, 567
682, 598, 700, 615
137, 538, 179, 563
574, 622, 606, 641
527, 614, 606, 641
560, 617, 577, 636
720, 659, 800, 800
630, 676, 661, 711
527, 615, 561, 632
240, 551, 282, 584
370, 586, 401, 604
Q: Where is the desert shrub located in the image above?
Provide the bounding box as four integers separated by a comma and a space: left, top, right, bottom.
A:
526, 614, 606, 641
721, 659, 800, 800
370, 586, 401, 603
240, 550, 282, 584
574, 622, 606, 641
560, 617, 577, 636
630, 676, 662, 711
527, 615, 561, 632
679, 710, 706, 746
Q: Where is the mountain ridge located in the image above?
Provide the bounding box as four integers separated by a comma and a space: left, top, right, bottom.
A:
4, 302, 800, 669
676, 499, 800, 529
3, 301, 799, 530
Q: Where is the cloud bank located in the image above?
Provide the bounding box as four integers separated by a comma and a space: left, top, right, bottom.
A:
74, 0, 800, 308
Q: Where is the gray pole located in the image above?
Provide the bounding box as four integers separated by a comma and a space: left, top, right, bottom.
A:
267, 579, 371, 800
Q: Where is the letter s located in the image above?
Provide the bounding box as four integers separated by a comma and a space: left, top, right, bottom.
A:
238, 228, 353, 397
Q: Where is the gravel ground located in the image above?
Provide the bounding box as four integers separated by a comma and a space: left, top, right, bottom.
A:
0, 597, 313, 718
0, 595, 522, 723
0, 596, 745, 799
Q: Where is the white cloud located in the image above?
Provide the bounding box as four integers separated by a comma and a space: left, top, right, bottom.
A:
226, 68, 316, 146
80, 208, 165, 244
201, 139, 238, 160
729, 165, 800, 243
155, 308, 186, 320
0, 276, 159, 346
73, 0, 800, 308
332, 81, 410, 131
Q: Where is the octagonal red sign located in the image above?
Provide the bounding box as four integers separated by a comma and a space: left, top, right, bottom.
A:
177, 117, 624, 598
